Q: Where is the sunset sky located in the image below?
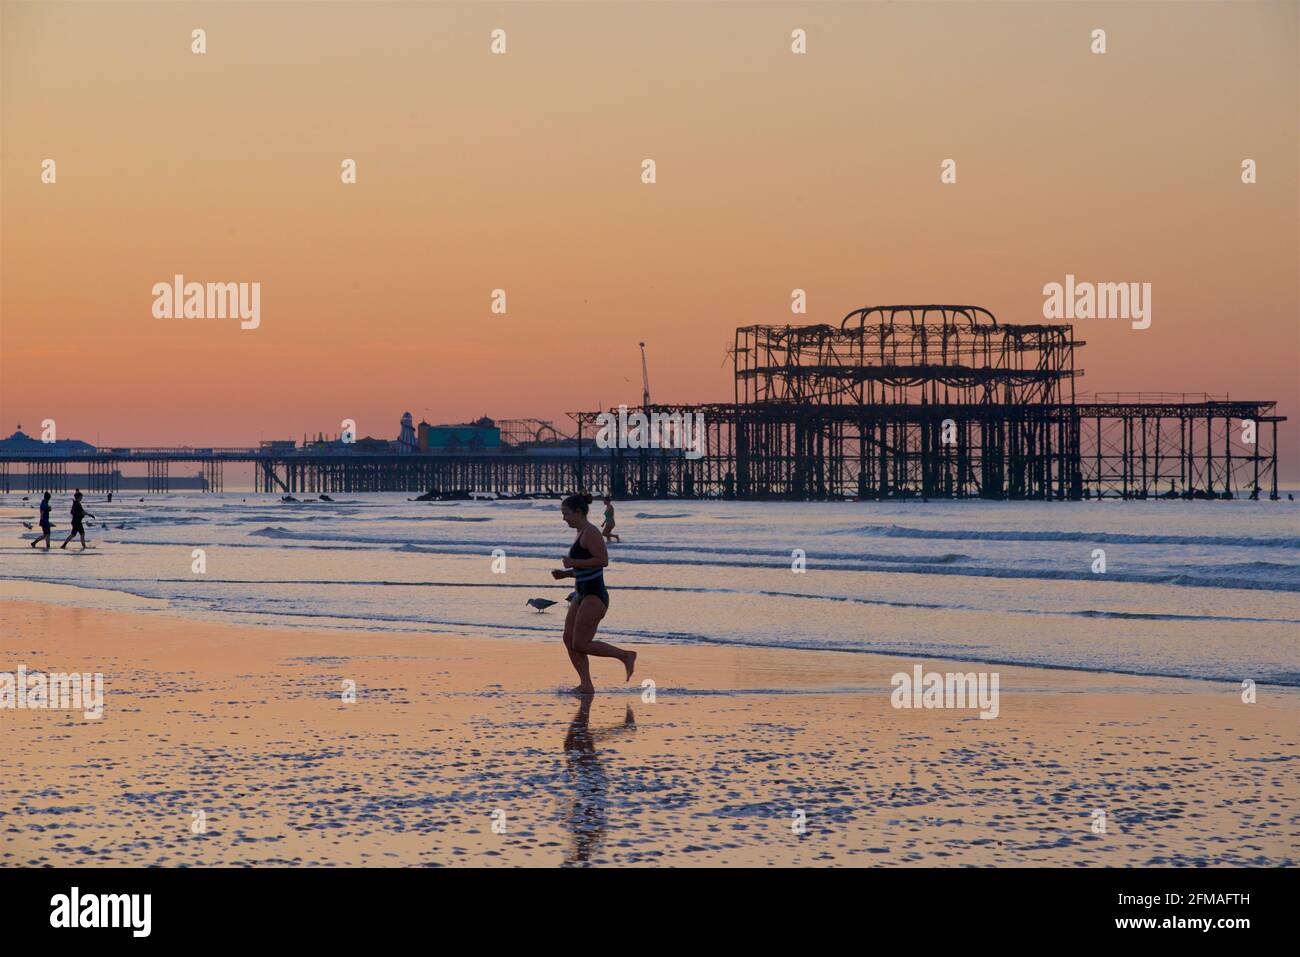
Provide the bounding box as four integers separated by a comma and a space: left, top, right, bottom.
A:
2, 1, 1296, 473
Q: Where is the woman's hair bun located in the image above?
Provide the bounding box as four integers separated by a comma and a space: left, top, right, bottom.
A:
562, 491, 593, 513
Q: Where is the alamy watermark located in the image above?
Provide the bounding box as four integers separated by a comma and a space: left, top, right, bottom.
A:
1, 665, 103, 720
152, 274, 260, 330
50, 887, 150, 937
1042, 274, 1150, 330
595, 404, 705, 459
890, 664, 999, 719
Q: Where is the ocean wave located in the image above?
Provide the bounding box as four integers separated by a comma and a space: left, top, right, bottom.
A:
236, 527, 978, 566
76, 527, 1300, 592
14, 578, 1294, 687
828, 524, 1300, 550
249, 526, 297, 538
286, 540, 1300, 593
12, 573, 1298, 627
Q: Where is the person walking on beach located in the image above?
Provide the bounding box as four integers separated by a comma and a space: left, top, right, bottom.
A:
60, 490, 93, 550
600, 494, 620, 543
29, 492, 52, 549
553, 492, 635, 695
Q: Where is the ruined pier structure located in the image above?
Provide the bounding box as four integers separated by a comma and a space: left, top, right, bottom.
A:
572, 306, 1285, 500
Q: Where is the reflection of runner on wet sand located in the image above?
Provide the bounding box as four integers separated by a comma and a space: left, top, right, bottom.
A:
562, 697, 635, 866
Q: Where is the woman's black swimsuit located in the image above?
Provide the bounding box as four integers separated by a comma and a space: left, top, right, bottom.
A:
569, 536, 609, 608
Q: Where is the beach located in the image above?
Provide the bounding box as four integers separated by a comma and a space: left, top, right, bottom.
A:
3, 593, 1296, 867
1, 0, 1296, 917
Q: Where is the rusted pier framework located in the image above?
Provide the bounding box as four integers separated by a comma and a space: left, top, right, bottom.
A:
571, 306, 1285, 500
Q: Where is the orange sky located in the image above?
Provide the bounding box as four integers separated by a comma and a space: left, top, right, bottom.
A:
2, 1, 1297, 473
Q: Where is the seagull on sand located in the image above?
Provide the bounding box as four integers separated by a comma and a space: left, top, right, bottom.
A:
526, 598, 559, 613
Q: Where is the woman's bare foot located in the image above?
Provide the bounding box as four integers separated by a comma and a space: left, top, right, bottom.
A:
623, 650, 637, 682
569, 684, 595, 696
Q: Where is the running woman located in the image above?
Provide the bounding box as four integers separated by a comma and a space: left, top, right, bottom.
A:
552, 492, 635, 695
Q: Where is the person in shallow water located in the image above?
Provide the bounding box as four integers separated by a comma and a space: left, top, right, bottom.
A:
60, 490, 93, 550
553, 492, 636, 695
30, 492, 52, 549
600, 494, 620, 543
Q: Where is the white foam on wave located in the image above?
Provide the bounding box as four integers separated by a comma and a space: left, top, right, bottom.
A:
6, 492, 1297, 683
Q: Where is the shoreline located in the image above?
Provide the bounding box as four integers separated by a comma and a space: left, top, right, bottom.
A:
2, 579, 1298, 692
3, 596, 1296, 867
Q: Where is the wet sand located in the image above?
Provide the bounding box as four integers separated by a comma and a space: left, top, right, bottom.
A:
1, 597, 1296, 867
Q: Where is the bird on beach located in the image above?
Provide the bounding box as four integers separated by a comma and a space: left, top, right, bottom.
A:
526, 598, 559, 613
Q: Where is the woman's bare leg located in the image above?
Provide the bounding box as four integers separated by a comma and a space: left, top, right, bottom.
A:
572, 598, 636, 681
562, 600, 593, 693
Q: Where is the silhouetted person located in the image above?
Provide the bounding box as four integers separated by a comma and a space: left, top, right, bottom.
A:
553, 492, 635, 695
600, 495, 620, 543
60, 490, 93, 550
29, 492, 52, 549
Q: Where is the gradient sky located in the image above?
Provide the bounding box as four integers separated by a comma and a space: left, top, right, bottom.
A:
2, 1, 1297, 472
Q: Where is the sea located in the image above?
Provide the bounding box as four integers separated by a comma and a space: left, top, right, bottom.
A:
3, 492, 1298, 686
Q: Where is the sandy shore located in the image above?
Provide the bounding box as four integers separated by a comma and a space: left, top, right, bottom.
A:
1, 596, 1296, 867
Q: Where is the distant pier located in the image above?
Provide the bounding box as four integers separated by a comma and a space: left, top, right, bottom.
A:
0, 447, 610, 497
0, 306, 1286, 501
